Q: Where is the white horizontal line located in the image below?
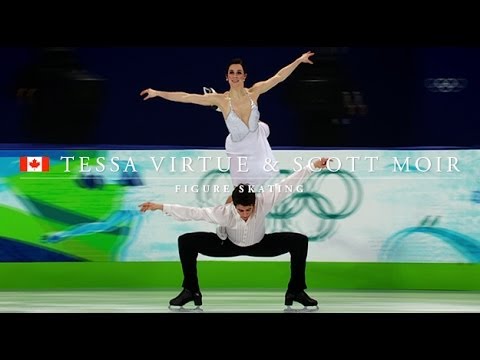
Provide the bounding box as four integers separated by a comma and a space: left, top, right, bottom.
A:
302, 177, 465, 181
18, 177, 232, 180
18, 176, 463, 180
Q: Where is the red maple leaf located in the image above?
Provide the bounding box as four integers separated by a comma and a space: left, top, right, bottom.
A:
29, 159, 40, 169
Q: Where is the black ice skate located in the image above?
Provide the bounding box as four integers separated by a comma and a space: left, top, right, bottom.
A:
168, 288, 203, 312
284, 290, 319, 312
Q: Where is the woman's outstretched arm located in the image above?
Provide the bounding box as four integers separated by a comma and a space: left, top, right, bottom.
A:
140, 88, 222, 108
250, 51, 314, 95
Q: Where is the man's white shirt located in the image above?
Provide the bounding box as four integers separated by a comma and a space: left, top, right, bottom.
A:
163, 165, 316, 247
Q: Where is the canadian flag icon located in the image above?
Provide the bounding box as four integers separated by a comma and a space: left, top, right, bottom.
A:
20, 156, 50, 172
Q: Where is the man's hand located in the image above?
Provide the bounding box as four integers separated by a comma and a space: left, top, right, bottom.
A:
139, 202, 163, 212
313, 157, 331, 169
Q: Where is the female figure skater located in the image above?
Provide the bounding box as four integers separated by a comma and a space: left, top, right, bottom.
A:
140, 50, 314, 188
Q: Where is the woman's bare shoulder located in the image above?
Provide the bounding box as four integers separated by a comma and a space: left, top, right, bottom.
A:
245, 87, 259, 101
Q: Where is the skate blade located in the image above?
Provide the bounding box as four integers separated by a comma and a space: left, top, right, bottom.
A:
284, 305, 319, 313
168, 305, 203, 313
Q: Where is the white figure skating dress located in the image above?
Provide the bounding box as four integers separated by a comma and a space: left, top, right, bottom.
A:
224, 94, 278, 187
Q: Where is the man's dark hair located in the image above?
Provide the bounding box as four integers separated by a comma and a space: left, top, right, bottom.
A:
226, 58, 247, 74
232, 183, 256, 206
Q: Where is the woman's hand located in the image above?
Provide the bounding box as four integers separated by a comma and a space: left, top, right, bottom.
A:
299, 51, 314, 64
140, 88, 158, 100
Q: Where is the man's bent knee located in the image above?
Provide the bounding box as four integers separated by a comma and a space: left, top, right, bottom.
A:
178, 233, 196, 244
294, 233, 308, 243
294, 233, 309, 248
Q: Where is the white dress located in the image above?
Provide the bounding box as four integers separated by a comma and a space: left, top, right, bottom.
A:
224, 94, 278, 187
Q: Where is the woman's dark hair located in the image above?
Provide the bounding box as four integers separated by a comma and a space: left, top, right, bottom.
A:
226, 58, 246, 74
232, 183, 256, 206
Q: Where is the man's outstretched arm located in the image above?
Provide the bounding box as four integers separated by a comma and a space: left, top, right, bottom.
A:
139, 201, 230, 226
263, 157, 330, 211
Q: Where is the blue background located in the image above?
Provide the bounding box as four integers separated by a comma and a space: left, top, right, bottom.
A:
1, 47, 479, 148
